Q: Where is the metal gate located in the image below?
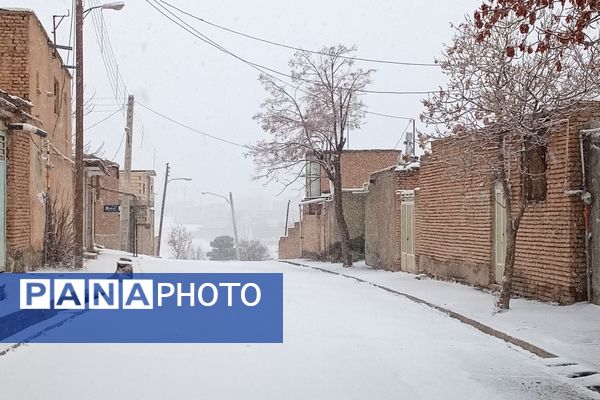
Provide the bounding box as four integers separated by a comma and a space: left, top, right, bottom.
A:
493, 182, 507, 284
0, 132, 6, 272
399, 190, 416, 272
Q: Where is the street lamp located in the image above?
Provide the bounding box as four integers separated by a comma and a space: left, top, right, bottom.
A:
83, 2, 125, 18
74, 1, 125, 267
201, 191, 240, 261
156, 162, 192, 257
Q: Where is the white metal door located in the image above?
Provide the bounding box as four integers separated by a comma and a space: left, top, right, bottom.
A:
494, 182, 507, 284
399, 190, 415, 272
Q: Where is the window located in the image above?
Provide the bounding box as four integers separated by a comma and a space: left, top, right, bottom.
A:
53, 79, 60, 114
305, 161, 321, 198
523, 138, 547, 202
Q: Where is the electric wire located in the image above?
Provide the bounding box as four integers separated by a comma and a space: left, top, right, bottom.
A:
158, 0, 439, 67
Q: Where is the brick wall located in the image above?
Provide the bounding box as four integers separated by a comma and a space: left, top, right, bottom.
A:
509, 109, 600, 303
415, 105, 600, 303
1, 9, 74, 269
415, 136, 498, 287
279, 221, 302, 259
320, 150, 400, 193
6, 131, 31, 249
0, 11, 30, 98
94, 166, 121, 249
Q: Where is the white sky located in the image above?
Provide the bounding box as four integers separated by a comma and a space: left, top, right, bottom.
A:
3, 0, 479, 203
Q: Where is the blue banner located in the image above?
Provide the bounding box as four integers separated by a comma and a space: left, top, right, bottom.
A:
0, 273, 283, 343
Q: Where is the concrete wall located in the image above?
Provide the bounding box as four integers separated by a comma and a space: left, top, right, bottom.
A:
278, 191, 367, 260
365, 167, 419, 271
323, 191, 367, 254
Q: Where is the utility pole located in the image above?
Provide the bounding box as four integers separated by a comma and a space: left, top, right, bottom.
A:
74, 0, 84, 268
229, 192, 240, 261
156, 162, 170, 257
405, 118, 416, 158
284, 200, 291, 236
120, 95, 134, 252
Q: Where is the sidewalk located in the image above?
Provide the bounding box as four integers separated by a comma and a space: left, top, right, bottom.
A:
286, 260, 600, 371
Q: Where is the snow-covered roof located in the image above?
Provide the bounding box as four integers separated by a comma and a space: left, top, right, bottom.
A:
395, 160, 421, 172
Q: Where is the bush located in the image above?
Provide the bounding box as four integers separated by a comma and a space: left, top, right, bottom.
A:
239, 240, 270, 261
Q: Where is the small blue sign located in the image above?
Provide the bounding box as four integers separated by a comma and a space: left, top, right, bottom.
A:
0, 273, 283, 343
103, 204, 120, 213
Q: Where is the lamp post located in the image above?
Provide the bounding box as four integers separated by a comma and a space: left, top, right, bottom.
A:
74, 1, 124, 267
156, 162, 191, 257
201, 191, 240, 261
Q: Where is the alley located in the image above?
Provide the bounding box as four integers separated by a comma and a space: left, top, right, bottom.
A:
0, 257, 596, 400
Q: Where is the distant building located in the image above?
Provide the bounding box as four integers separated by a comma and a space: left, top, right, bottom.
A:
120, 169, 156, 256
0, 9, 73, 270
83, 156, 120, 252
280, 149, 400, 260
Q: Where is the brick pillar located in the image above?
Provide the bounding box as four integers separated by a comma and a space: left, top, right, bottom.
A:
6, 130, 32, 271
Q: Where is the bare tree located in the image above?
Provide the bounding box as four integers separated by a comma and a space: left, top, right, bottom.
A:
475, 0, 600, 55
250, 45, 373, 267
186, 245, 206, 260
239, 240, 271, 261
168, 225, 193, 260
421, 16, 600, 310
44, 190, 75, 268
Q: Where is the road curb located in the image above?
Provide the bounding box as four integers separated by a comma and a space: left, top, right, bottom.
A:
281, 260, 557, 359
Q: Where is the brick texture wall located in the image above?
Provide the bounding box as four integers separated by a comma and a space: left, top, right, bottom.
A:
415, 136, 498, 287
415, 105, 600, 303
0, 9, 74, 269
0, 11, 30, 98
6, 131, 31, 251
320, 150, 400, 193
94, 166, 121, 250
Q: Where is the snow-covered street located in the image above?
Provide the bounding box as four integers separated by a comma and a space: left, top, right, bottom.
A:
0, 254, 598, 400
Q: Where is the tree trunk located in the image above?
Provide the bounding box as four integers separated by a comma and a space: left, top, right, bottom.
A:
497, 144, 527, 310
332, 161, 353, 267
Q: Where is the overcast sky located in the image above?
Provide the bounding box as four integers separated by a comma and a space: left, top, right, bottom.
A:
4, 0, 479, 206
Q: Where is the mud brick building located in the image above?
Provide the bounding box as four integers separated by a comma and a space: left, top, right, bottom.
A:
83, 156, 121, 252
120, 170, 156, 256
0, 9, 73, 271
93, 161, 121, 250
364, 162, 420, 272
279, 149, 399, 260
371, 105, 600, 305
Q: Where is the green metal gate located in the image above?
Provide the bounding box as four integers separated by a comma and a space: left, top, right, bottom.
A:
0, 131, 6, 272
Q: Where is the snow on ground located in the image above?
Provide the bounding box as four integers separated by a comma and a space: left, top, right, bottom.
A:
0, 253, 598, 399
298, 260, 600, 371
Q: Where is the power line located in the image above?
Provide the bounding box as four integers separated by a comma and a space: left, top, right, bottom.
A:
158, 0, 439, 67
85, 106, 125, 131
135, 101, 250, 149
146, 0, 422, 122
365, 111, 414, 120
145, 0, 438, 96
